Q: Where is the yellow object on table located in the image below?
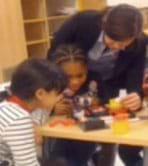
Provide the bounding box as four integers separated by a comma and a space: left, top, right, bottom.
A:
112, 113, 130, 135
76, 0, 107, 11
109, 99, 122, 110
108, 98, 128, 116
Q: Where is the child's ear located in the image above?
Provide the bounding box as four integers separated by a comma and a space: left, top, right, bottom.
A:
35, 88, 46, 101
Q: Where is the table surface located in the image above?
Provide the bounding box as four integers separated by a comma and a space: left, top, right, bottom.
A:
38, 116, 148, 147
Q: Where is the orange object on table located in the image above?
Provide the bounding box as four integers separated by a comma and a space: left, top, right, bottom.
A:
49, 118, 76, 127
112, 113, 130, 135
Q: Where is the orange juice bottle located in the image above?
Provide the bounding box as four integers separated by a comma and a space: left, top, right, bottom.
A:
112, 113, 130, 135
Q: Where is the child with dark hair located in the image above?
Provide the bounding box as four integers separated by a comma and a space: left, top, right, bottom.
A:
44, 44, 108, 166
0, 59, 67, 166
49, 44, 106, 115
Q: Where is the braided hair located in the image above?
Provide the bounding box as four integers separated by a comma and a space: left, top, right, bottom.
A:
49, 44, 87, 65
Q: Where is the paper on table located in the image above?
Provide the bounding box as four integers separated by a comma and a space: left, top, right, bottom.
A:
100, 116, 140, 125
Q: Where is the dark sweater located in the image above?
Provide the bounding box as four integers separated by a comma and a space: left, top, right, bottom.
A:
47, 10, 148, 101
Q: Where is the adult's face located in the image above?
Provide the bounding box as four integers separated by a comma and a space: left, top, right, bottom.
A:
104, 34, 135, 51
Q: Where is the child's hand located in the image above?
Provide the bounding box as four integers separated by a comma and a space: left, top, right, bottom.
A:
54, 98, 73, 115
121, 92, 141, 111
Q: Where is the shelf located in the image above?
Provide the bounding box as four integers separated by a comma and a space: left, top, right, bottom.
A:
23, 15, 70, 24
27, 43, 49, 58
21, 0, 46, 19
46, 0, 75, 16
24, 22, 47, 41
48, 15, 70, 21
2, 66, 16, 81
21, 0, 74, 58
26, 39, 49, 46
24, 18, 47, 24
48, 18, 68, 36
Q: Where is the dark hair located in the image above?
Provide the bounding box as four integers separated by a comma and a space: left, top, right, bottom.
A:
49, 44, 87, 65
0, 91, 9, 102
103, 4, 143, 41
10, 59, 67, 100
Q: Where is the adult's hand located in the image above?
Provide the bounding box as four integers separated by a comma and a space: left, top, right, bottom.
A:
121, 92, 142, 111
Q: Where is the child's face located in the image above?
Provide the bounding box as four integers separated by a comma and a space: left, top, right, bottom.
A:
60, 61, 87, 93
36, 89, 62, 110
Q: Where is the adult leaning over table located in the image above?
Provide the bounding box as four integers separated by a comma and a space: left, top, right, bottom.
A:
47, 4, 148, 166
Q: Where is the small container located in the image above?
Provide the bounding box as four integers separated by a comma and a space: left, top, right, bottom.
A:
112, 113, 130, 135
108, 99, 122, 115
108, 99, 127, 116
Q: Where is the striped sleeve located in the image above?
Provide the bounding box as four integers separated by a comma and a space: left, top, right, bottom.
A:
3, 114, 40, 166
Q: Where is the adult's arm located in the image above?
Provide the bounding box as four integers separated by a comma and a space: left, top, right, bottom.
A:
47, 10, 103, 60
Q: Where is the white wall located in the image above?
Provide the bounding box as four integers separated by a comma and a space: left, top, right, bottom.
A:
108, 0, 148, 8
